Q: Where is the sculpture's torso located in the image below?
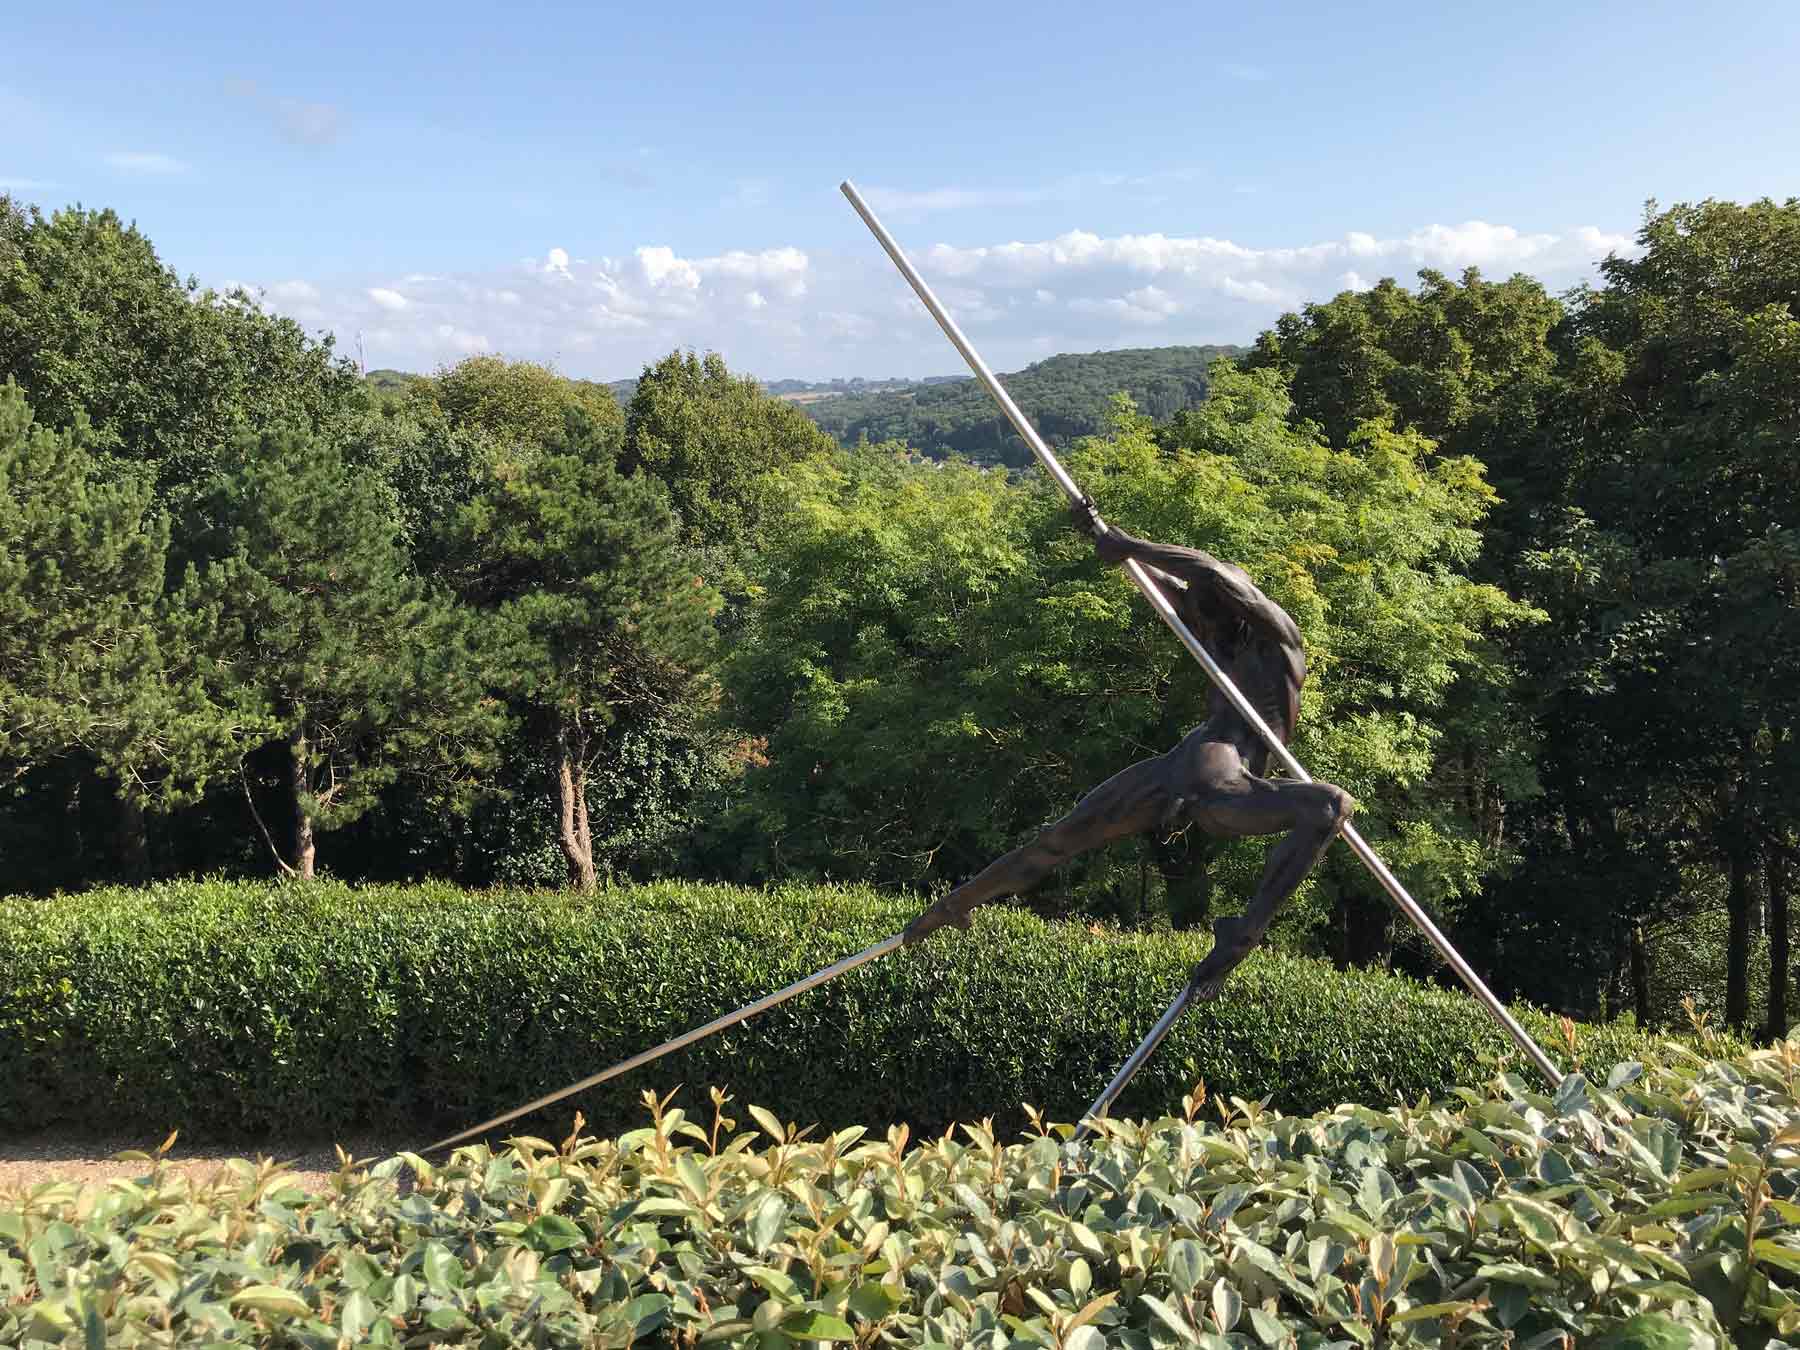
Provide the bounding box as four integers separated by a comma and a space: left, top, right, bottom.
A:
1176, 592, 1306, 779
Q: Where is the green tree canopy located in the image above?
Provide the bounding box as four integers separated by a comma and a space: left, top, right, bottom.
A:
0, 384, 229, 804
621, 349, 837, 555
175, 429, 503, 879
1531, 197, 1800, 1029
441, 415, 720, 891
0, 196, 362, 499
721, 368, 1535, 951
426, 354, 624, 461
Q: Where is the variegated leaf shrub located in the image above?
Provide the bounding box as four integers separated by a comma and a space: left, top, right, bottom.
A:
7, 1036, 1800, 1347
0, 880, 1687, 1141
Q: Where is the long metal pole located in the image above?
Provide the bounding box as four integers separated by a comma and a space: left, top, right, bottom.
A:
423, 934, 904, 1154
841, 180, 1563, 1095
1075, 986, 1194, 1140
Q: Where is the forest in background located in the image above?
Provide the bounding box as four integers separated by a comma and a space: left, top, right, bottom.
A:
377, 345, 1247, 468
4, 191, 1799, 1044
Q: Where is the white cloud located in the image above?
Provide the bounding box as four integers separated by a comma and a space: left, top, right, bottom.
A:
241, 213, 1634, 382
637, 245, 702, 290
268, 280, 320, 303
435, 323, 489, 354
1575, 225, 1634, 256
0, 176, 56, 191
104, 151, 188, 175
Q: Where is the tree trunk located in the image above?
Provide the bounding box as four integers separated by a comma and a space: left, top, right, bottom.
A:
1153, 834, 1214, 930
1630, 922, 1651, 1026
1331, 886, 1393, 970
114, 794, 149, 879
60, 767, 84, 872
289, 728, 316, 880
1768, 844, 1790, 1040
1727, 840, 1753, 1031
553, 722, 597, 892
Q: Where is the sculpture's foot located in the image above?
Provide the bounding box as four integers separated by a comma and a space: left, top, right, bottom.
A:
903, 890, 976, 946
1186, 915, 1258, 1001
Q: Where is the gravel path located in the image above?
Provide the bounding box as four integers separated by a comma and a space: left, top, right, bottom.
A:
0, 1134, 405, 1196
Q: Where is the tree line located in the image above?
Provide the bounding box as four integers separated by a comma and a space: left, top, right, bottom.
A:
3, 192, 1797, 1041
801, 345, 1244, 466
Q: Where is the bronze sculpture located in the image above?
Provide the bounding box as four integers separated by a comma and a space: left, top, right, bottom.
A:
903, 500, 1355, 1002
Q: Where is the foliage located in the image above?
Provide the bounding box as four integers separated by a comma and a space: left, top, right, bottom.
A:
722, 371, 1537, 948
0, 196, 362, 500
173, 429, 503, 877
0, 385, 227, 803
1518, 198, 1800, 1030
621, 349, 837, 555
0, 879, 1671, 1142
1242, 268, 1565, 548
804, 345, 1244, 468
425, 354, 624, 463
10, 1035, 1800, 1345
440, 424, 720, 890
1244, 208, 1800, 1031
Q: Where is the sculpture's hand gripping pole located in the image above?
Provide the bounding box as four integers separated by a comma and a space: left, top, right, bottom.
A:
840, 180, 1564, 1132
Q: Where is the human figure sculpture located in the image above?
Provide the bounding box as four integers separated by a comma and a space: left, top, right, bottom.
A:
903, 501, 1355, 1000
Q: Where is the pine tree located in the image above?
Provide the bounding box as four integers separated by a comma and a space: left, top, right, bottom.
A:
443, 414, 718, 890
176, 427, 503, 878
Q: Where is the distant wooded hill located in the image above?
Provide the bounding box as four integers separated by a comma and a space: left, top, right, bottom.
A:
369, 344, 1246, 465
794, 345, 1245, 466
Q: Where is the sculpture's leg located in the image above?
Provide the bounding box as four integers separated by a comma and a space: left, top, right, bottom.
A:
903, 754, 1174, 944
1184, 776, 1354, 999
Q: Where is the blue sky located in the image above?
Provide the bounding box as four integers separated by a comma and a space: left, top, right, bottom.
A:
5, 1, 1796, 380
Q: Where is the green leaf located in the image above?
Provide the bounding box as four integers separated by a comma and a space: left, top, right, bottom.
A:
1754, 1240, 1800, 1275
1474, 1261, 1560, 1291
1140, 1293, 1197, 1341
746, 1264, 801, 1303
1585, 1313, 1704, 1350
1165, 1238, 1205, 1294
781, 1309, 857, 1340
623, 1292, 672, 1333
749, 1105, 787, 1143
421, 1241, 464, 1294
340, 1290, 376, 1340
230, 1284, 312, 1318
1210, 1278, 1243, 1333
1069, 1256, 1093, 1300
635, 1196, 697, 1218
1369, 1231, 1396, 1285
1247, 1306, 1287, 1344
847, 1283, 900, 1323
750, 1192, 789, 1252
523, 1213, 586, 1253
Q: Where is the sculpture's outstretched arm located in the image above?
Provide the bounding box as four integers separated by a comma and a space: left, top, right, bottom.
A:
1071, 503, 1300, 647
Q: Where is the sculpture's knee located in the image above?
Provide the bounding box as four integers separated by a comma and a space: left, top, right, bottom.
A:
1310, 784, 1354, 834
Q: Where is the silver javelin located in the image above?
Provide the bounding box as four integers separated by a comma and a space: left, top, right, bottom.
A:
423, 935, 903, 1154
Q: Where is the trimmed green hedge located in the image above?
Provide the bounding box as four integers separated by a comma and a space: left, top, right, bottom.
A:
0, 879, 1676, 1142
